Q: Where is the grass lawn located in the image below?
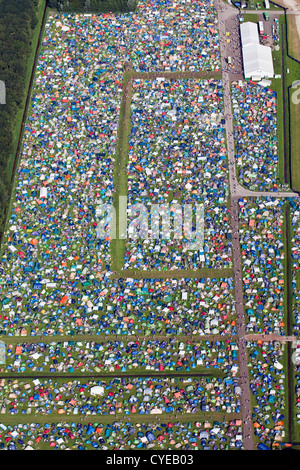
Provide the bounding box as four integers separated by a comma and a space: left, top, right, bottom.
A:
113, 267, 234, 280
111, 72, 133, 273
287, 15, 300, 61
0, 403, 239, 426
0, 365, 228, 379
283, 202, 294, 443
285, 11, 300, 192
243, 13, 260, 22
270, 11, 286, 184
270, 13, 300, 190
245, 0, 284, 10
290, 93, 300, 192
270, 14, 287, 185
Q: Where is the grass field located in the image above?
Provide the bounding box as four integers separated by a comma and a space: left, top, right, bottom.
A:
0, 2, 295, 450
270, 13, 286, 185
269, 13, 300, 190
111, 267, 234, 279
243, 13, 260, 22
246, 0, 283, 10
111, 72, 133, 273
287, 15, 300, 61
286, 13, 300, 192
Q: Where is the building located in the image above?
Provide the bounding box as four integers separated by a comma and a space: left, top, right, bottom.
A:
240, 22, 274, 80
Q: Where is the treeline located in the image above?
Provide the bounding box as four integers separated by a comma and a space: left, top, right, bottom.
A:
0, 0, 40, 228
46, 0, 137, 12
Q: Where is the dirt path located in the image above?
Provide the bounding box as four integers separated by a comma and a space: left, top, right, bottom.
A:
215, 0, 255, 450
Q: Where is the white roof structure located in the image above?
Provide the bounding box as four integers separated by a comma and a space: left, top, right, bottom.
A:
240, 22, 274, 79
242, 43, 274, 79
39, 187, 48, 198
240, 21, 259, 47
90, 385, 105, 396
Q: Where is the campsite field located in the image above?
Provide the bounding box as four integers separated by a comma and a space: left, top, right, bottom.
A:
1, 0, 300, 452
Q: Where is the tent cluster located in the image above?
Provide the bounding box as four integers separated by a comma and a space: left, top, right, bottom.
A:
0, 376, 241, 417
104, 277, 237, 336
0, 26, 124, 335
232, 81, 279, 191
247, 340, 285, 445
0, 3, 227, 335
115, 0, 220, 72
290, 199, 300, 336
0, 419, 243, 450
128, 79, 228, 204
238, 197, 285, 335
0, 275, 237, 337
124, 78, 231, 271
4, 339, 239, 374
46, 0, 220, 75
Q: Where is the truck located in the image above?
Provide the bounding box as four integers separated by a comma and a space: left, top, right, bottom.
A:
258, 21, 264, 35
264, 11, 269, 20
264, 0, 270, 8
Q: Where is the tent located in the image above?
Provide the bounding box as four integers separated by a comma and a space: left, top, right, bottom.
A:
90, 386, 105, 396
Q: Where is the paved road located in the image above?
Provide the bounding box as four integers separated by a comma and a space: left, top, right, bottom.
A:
216, 0, 255, 450
243, 8, 300, 14
216, 0, 300, 449
246, 333, 297, 342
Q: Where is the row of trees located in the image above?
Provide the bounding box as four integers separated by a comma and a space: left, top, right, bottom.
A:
0, 0, 40, 228
46, 0, 137, 12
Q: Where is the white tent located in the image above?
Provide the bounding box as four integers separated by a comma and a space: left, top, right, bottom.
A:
242, 44, 274, 79
240, 22, 274, 79
39, 187, 48, 198
90, 385, 105, 396
240, 22, 259, 47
